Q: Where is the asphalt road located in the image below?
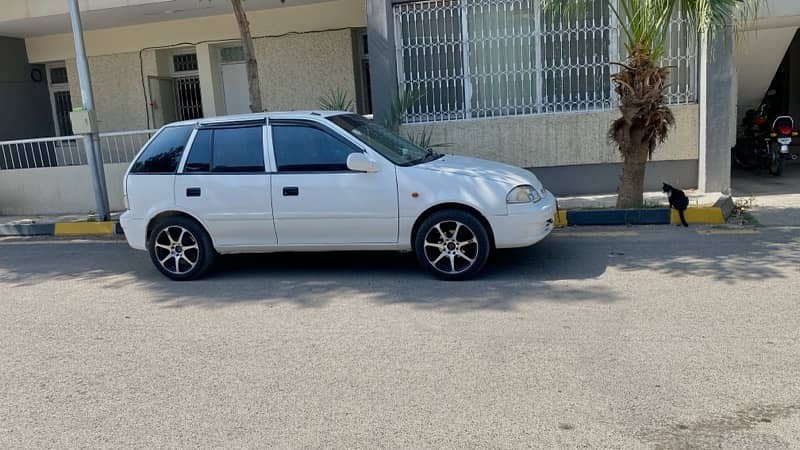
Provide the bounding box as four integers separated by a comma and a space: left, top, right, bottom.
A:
1, 226, 799, 448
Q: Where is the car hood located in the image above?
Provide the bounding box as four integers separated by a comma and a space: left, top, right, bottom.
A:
416, 155, 543, 190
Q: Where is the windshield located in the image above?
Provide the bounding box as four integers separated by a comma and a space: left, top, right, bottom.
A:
327, 114, 441, 166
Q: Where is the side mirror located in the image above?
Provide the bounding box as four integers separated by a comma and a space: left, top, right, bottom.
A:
346, 153, 379, 173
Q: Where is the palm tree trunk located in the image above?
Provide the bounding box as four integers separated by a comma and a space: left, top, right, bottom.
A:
616, 140, 649, 208
231, 0, 263, 113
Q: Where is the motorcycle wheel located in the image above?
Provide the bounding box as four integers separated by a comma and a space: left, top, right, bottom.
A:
732, 143, 759, 170
769, 149, 784, 176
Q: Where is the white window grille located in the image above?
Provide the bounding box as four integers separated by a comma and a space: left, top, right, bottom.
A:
393, 0, 697, 123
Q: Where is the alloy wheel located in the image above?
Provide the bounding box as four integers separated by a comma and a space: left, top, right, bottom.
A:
423, 220, 479, 275
153, 225, 200, 275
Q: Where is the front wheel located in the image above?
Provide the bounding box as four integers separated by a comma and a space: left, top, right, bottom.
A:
769, 149, 785, 176
148, 217, 216, 281
414, 210, 490, 281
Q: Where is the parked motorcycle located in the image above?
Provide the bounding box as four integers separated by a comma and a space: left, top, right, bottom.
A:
734, 95, 798, 176
768, 116, 798, 176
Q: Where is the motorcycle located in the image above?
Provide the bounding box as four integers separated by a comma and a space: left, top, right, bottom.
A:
767, 116, 798, 176
734, 97, 797, 176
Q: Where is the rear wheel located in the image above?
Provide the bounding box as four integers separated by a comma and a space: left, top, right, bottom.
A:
769, 147, 785, 176
148, 216, 216, 281
414, 210, 490, 281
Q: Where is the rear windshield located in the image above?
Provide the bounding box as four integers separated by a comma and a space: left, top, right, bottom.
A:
129, 125, 193, 174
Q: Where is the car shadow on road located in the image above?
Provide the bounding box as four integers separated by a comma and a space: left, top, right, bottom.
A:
0, 235, 617, 312
1, 227, 797, 312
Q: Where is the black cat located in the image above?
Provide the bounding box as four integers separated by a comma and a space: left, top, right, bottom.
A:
663, 183, 689, 227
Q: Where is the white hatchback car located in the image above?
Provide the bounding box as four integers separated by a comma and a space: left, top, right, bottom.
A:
121, 112, 556, 281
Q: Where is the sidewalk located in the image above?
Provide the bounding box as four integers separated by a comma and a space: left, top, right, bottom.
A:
0, 189, 731, 236
0, 213, 122, 236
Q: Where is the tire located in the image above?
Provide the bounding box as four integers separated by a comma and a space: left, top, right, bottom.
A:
769, 149, 785, 176
414, 209, 491, 281
148, 216, 216, 281
732, 144, 758, 170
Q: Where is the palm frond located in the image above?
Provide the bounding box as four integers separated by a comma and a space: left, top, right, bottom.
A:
318, 87, 354, 112
383, 88, 424, 132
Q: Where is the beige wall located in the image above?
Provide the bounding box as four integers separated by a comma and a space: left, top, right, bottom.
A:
401, 104, 700, 168
0, 163, 128, 215
66, 52, 151, 132
25, 0, 366, 62
254, 30, 356, 111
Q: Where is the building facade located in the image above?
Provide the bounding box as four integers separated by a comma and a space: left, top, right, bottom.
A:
1, 0, 798, 198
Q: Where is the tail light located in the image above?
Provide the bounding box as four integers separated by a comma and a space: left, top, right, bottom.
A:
753, 117, 767, 125
778, 126, 793, 136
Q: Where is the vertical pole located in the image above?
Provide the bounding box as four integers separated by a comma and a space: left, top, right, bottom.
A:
67, 0, 110, 221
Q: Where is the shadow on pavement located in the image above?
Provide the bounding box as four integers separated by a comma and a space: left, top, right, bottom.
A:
1, 227, 798, 312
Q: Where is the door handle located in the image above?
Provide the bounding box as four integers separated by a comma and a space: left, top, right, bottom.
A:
186, 187, 201, 197
282, 186, 299, 196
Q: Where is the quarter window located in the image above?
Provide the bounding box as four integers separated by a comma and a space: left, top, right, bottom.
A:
182, 125, 264, 173
184, 129, 211, 172
272, 124, 360, 172
130, 125, 193, 173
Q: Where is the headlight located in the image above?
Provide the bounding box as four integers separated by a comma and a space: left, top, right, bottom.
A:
506, 185, 541, 204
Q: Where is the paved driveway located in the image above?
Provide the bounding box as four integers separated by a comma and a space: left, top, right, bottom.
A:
732, 160, 800, 225
1, 227, 799, 448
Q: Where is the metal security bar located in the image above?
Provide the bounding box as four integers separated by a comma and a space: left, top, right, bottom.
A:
173, 75, 204, 121
0, 130, 156, 171
394, 0, 698, 123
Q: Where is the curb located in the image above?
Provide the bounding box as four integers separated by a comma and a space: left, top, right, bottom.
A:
554, 197, 734, 227
1, 197, 737, 236
0, 221, 124, 237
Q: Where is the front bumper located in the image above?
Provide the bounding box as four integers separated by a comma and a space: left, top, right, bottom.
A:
119, 211, 147, 251
490, 190, 556, 249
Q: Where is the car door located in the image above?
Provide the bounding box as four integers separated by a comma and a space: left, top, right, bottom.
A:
268, 120, 398, 245
174, 121, 276, 248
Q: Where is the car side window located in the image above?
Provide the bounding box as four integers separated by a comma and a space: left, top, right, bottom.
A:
272, 123, 360, 172
211, 126, 264, 173
184, 129, 211, 172
182, 125, 264, 173
130, 125, 192, 173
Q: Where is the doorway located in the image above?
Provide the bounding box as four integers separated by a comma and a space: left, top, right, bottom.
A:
219, 45, 250, 115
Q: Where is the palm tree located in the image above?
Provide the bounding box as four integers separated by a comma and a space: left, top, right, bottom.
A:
542, 0, 760, 208
229, 0, 263, 113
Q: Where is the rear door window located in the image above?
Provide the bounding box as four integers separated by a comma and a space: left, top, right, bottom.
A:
181, 125, 264, 173
211, 126, 264, 173
130, 125, 193, 173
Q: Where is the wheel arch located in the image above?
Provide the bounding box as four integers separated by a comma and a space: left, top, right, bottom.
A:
146, 210, 213, 246
411, 203, 496, 249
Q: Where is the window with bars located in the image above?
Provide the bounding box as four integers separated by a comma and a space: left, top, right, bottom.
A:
173, 53, 199, 72
393, 0, 697, 123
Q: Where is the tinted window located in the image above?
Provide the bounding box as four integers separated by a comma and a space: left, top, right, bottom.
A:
184, 129, 211, 172
130, 126, 192, 173
272, 124, 359, 172
211, 126, 264, 173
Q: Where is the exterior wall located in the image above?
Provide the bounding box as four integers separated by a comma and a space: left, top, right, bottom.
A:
66, 52, 150, 132
0, 163, 128, 215
24, 0, 366, 62
534, 160, 698, 196
401, 105, 700, 168
0, 37, 54, 139
254, 29, 356, 111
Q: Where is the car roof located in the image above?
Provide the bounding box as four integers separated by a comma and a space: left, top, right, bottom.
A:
164, 110, 350, 128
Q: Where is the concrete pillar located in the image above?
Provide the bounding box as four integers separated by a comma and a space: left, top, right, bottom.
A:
699, 25, 736, 193
367, 0, 398, 124
196, 43, 224, 117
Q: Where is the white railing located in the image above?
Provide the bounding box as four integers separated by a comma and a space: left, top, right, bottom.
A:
0, 130, 156, 171
393, 0, 698, 123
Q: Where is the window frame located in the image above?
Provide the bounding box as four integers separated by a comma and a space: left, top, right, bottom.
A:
177, 120, 271, 175
268, 119, 366, 174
